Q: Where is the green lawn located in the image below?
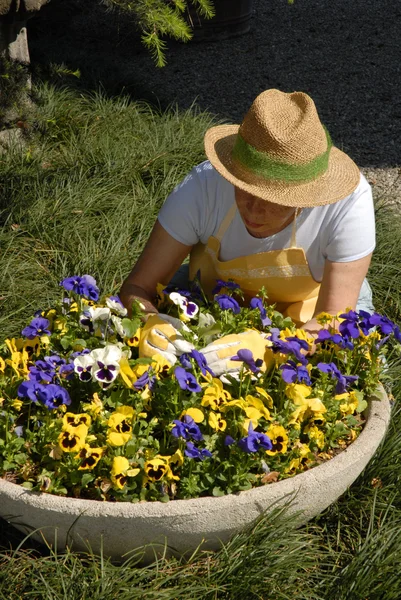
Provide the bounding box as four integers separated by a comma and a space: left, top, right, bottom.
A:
0, 84, 401, 599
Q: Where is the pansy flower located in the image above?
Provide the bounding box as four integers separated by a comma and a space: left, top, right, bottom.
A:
237, 422, 272, 453
265, 425, 289, 455
58, 424, 88, 453
215, 294, 241, 314
60, 275, 100, 301
107, 406, 135, 446
184, 442, 212, 460
171, 414, 203, 441
317, 362, 358, 394
21, 317, 51, 340
63, 412, 92, 429
17, 380, 47, 403
74, 353, 95, 382
91, 345, 122, 389
338, 310, 361, 339
208, 412, 227, 431
169, 292, 199, 320
212, 279, 240, 295
144, 456, 179, 482
37, 384, 71, 410
76, 446, 105, 471
280, 360, 311, 385
250, 297, 272, 328
106, 295, 128, 317
110, 456, 140, 489
174, 367, 202, 393
231, 348, 263, 374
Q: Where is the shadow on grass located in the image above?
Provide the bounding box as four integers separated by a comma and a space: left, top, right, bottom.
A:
27, 0, 401, 168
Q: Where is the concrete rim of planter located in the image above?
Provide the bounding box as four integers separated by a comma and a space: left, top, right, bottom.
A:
0, 385, 391, 561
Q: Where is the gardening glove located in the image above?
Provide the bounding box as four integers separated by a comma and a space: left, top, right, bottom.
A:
200, 330, 274, 378
139, 314, 195, 365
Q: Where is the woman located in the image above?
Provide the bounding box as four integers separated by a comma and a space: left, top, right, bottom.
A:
120, 89, 375, 367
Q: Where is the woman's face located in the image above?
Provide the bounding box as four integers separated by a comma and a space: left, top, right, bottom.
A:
235, 188, 296, 238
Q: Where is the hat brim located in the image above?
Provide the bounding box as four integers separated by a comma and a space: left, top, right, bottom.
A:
204, 125, 361, 207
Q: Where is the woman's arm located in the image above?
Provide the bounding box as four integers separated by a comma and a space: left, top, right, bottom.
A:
120, 221, 193, 315
302, 253, 373, 336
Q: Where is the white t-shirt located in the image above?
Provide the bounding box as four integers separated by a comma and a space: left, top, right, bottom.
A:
158, 161, 376, 282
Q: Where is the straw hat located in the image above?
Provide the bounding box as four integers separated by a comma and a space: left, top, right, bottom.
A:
204, 89, 361, 207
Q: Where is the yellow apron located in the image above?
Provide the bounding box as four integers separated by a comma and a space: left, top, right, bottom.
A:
189, 204, 321, 326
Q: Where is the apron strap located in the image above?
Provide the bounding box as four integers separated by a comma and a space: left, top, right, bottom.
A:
215, 203, 237, 242
290, 208, 300, 248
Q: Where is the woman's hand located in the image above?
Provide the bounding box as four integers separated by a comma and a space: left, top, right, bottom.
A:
139, 314, 195, 365
200, 330, 272, 377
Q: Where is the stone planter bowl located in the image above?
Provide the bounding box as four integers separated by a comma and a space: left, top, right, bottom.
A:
0, 386, 390, 563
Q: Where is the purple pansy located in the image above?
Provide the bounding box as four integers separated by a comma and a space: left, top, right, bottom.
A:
212, 279, 241, 295
231, 348, 263, 374
238, 422, 272, 453
171, 415, 203, 441
189, 349, 215, 377
184, 442, 212, 460
215, 294, 241, 314
338, 310, 360, 339
268, 329, 309, 365
37, 384, 72, 410
21, 317, 51, 339
317, 362, 358, 394
133, 369, 156, 390
174, 367, 202, 393
224, 435, 236, 446
280, 360, 311, 385
60, 274, 100, 301
250, 297, 272, 328
18, 380, 47, 402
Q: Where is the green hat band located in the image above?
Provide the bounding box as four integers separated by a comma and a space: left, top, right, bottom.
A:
232, 127, 332, 183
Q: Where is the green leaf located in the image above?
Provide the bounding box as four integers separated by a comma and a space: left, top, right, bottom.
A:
60, 336, 73, 350
212, 486, 225, 497
81, 473, 95, 487
121, 318, 139, 338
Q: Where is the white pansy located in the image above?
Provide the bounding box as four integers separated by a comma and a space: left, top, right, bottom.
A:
88, 307, 111, 322
106, 296, 128, 317
73, 354, 95, 382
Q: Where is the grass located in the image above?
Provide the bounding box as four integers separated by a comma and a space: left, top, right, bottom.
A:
1, 83, 401, 599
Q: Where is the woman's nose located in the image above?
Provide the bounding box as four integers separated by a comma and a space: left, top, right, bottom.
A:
246, 198, 266, 216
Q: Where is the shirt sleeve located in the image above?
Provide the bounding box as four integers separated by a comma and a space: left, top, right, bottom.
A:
323, 174, 376, 263
157, 163, 211, 246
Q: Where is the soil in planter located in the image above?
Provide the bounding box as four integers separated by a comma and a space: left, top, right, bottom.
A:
186, 0, 253, 42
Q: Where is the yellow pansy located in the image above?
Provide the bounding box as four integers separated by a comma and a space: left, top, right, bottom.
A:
5, 338, 29, 377
11, 398, 23, 411
151, 354, 171, 379
220, 398, 247, 412
110, 456, 140, 489
285, 383, 313, 403
290, 396, 327, 424
0, 357, 5, 373
306, 425, 325, 449
201, 378, 231, 410
182, 407, 204, 423
23, 336, 42, 357
284, 443, 312, 473
58, 424, 88, 453
144, 456, 179, 482
255, 386, 273, 409
169, 448, 184, 467
107, 406, 135, 446
119, 356, 136, 388
208, 412, 227, 432
265, 424, 289, 455
335, 392, 359, 416
126, 328, 142, 347
82, 393, 104, 418
316, 312, 335, 326
76, 445, 105, 470
245, 395, 271, 420
63, 412, 92, 429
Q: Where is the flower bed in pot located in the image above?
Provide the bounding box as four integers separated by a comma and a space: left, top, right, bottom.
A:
0, 276, 395, 561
